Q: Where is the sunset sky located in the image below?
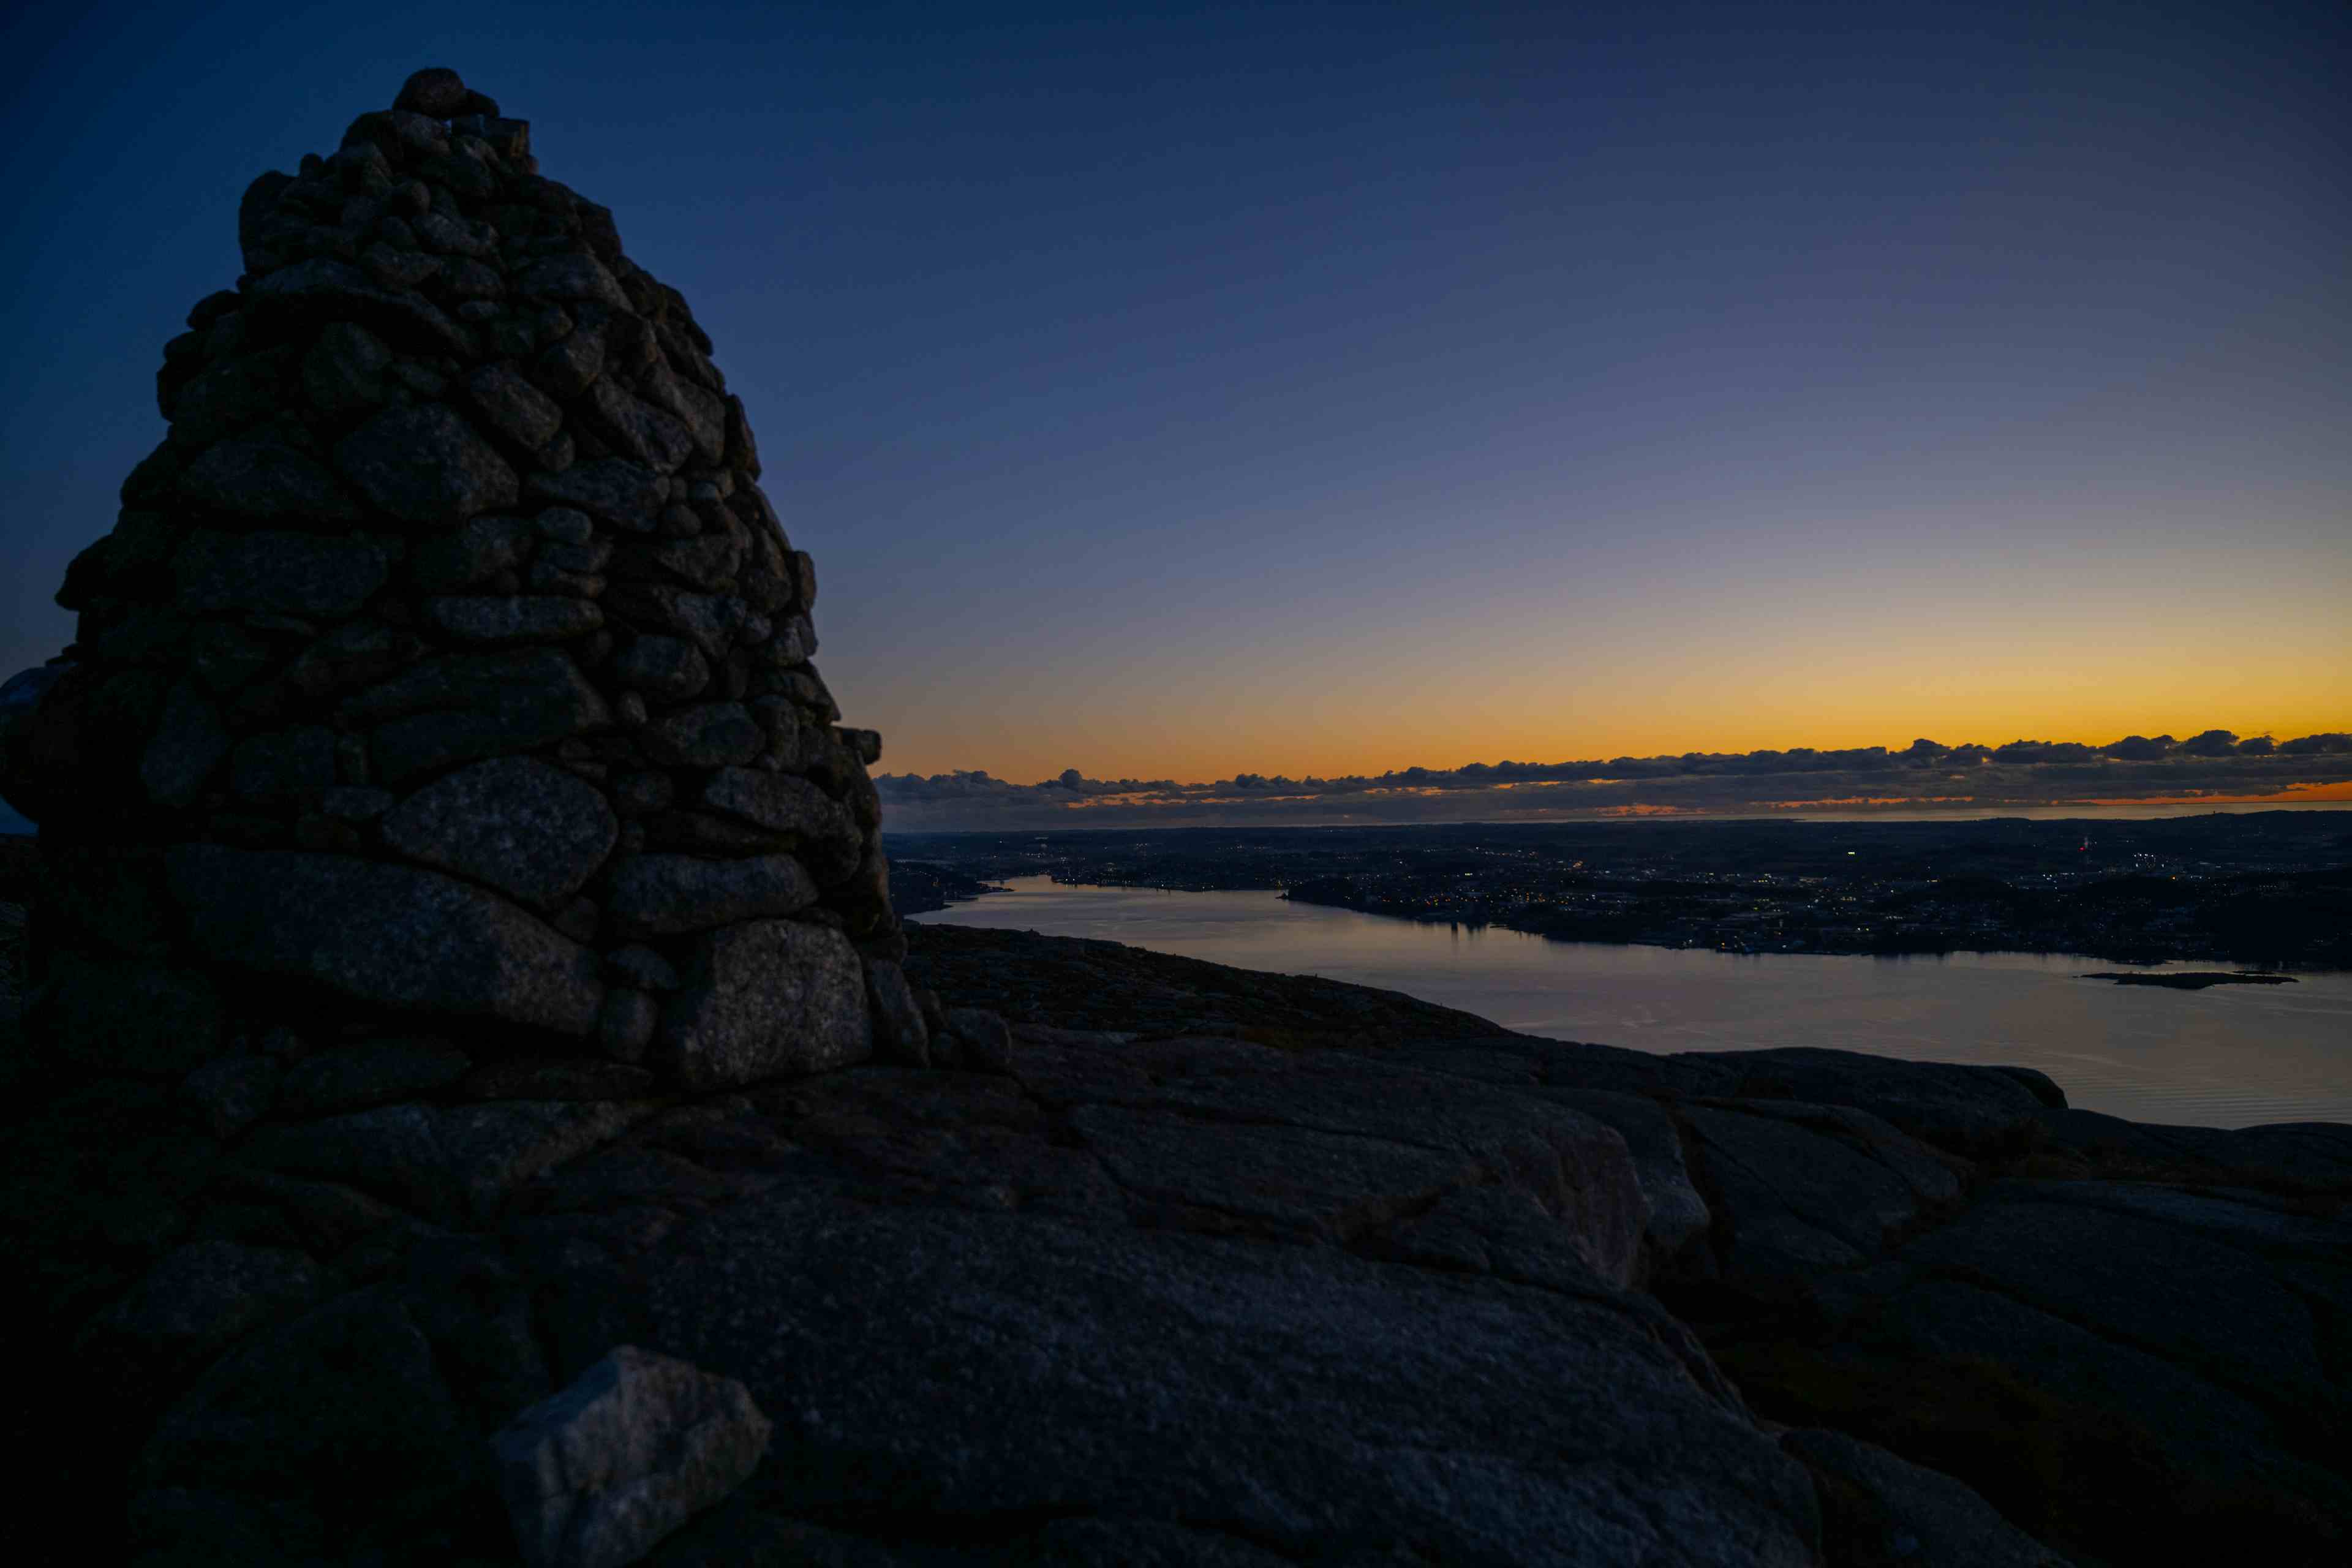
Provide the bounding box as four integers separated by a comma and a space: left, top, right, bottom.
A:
2, 1, 2346, 786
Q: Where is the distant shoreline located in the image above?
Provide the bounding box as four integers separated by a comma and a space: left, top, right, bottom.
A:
889, 810, 2352, 972
2078, 971, 2297, 989
884, 799, 2352, 834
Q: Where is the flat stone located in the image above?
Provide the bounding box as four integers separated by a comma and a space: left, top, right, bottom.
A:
665, 535, 745, 589
334, 402, 519, 526
604, 584, 761, 658
535, 507, 595, 545
537, 328, 606, 399
638, 363, 726, 464
515, 253, 632, 310
530, 543, 609, 597
89, 1239, 326, 1382
176, 439, 364, 524
455, 116, 532, 161
171, 351, 298, 447
175, 529, 390, 619
606, 853, 820, 940
344, 648, 608, 785
467, 363, 565, 450
612, 771, 674, 813
609, 635, 709, 701
587, 379, 695, 472
278, 1037, 473, 1116
604, 946, 679, 992
208, 1169, 409, 1258
32, 845, 169, 961
302, 322, 394, 423
459, 1058, 657, 1102
320, 785, 396, 820
140, 679, 230, 809
641, 810, 793, 856
168, 846, 604, 1034
767, 613, 812, 664
492, 1346, 771, 1568
698, 767, 859, 870
179, 1054, 281, 1140
107, 511, 190, 578
363, 241, 440, 290
412, 210, 489, 257
36, 949, 224, 1077
527, 459, 665, 532
229, 725, 339, 805
346, 108, 451, 160
657, 918, 869, 1087
636, 702, 762, 768
421, 595, 604, 645
652, 320, 723, 391
410, 513, 536, 592
242, 1099, 648, 1223
381, 756, 617, 908
187, 621, 273, 695
247, 255, 469, 353
285, 620, 418, 698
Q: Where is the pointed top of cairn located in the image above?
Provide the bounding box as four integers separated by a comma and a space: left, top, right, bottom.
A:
8, 68, 935, 1121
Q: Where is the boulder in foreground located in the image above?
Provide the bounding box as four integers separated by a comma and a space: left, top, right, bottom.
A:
492, 1346, 771, 1568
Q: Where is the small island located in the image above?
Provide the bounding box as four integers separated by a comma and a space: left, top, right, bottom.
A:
2078, 970, 2297, 989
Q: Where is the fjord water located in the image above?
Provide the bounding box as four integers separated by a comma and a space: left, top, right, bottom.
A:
920, 877, 2352, 1129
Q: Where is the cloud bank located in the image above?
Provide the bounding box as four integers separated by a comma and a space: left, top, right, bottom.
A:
878, 732, 2352, 832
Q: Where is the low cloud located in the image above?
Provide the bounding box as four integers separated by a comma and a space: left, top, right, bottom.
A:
877, 732, 2352, 831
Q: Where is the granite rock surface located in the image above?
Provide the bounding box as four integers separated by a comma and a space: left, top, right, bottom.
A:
6, 899, 2349, 1564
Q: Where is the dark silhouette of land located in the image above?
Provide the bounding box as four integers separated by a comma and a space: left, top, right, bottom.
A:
888, 809, 2352, 968
2078, 970, 2297, 989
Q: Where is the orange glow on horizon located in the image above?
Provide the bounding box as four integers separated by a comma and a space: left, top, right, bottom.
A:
2068, 780, 2352, 808
865, 581, 2352, 785
883, 712, 2352, 786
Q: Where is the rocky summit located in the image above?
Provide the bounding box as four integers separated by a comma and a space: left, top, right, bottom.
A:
2, 68, 2349, 1568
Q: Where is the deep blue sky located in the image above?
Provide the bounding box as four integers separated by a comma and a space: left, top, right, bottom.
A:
4, 1, 2346, 785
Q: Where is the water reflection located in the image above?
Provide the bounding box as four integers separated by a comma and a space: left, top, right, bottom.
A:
919, 877, 2352, 1130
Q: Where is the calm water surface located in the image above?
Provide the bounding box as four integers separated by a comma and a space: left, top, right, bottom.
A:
921, 877, 2352, 1129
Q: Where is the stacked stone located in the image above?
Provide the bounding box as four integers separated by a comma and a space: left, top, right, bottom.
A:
18, 67, 932, 1127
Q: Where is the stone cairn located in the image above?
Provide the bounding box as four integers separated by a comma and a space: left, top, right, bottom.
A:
13, 66, 935, 1144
